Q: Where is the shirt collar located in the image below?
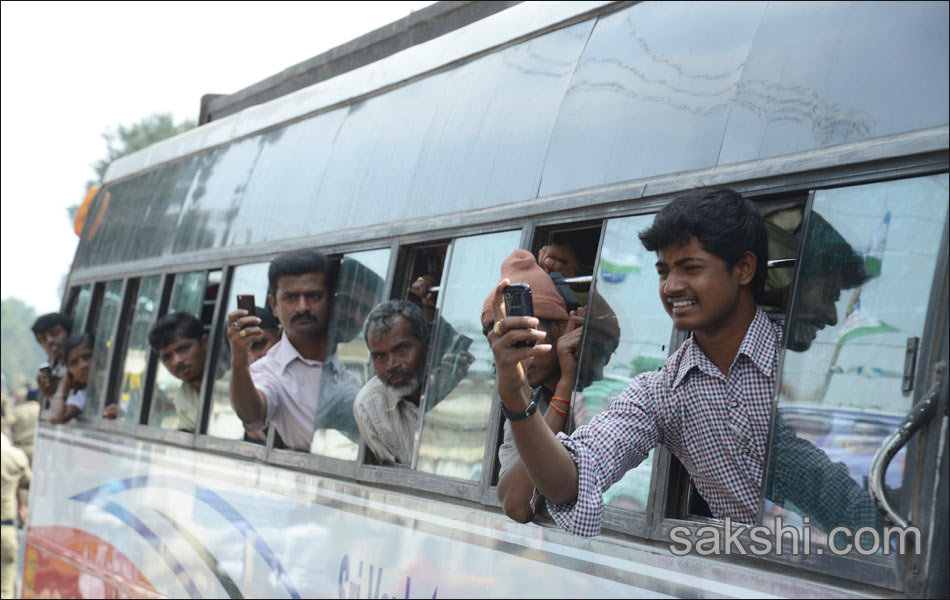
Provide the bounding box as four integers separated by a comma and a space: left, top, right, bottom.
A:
274, 331, 338, 373
672, 308, 777, 389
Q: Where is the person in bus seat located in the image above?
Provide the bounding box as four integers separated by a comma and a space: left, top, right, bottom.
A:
480, 250, 619, 522
354, 300, 475, 465
49, 333, 93, 425
30, 312, 73, 403
488, 188, 881, 536
228, 249, 362, 451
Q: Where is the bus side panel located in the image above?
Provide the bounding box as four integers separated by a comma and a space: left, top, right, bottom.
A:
22, 525, 159, 599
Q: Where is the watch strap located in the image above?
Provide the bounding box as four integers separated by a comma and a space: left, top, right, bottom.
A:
500, 399, 537, 421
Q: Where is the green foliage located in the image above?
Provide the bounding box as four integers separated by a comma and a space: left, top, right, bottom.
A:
82, 112, 196, 193
1, 298, 48, 391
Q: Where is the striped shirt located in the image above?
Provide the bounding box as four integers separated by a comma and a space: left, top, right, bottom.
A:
353, 376, 418, 465
544, 308, 779, 536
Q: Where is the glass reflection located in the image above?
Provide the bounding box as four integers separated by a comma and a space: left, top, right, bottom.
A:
148, 270, 220, 432
575, 215, 670, 512
209, 263, 270, 442
85, 280, 123, 419
418, 230, 521, 480
540, 1, 764, 196
720, 1, 949, 163
113, 276, 162, 423
310, 249, 390, 460
69, 284, 92, 335
763, 174, 949, 554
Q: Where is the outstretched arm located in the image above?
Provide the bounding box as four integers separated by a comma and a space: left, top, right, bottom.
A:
227, 309, 268, 424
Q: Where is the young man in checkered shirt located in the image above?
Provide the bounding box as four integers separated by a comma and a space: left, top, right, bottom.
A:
487, 188, 878, 537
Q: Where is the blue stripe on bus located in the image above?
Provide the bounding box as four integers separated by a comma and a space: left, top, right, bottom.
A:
71, 476, 301, 599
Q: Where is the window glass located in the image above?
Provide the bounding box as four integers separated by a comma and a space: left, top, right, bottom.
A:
418, 230, 521, 480
68, 284, 92, 335
112, 276, 162, 423
573, 215, 671, 512
208, 263, 270, 442
147, 270, 220, 432
310, 249, 390, 459
84, 280, 123, 419
763, 173, 949, 556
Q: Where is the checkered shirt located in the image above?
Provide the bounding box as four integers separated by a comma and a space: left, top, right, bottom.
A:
543, 308, 779, 536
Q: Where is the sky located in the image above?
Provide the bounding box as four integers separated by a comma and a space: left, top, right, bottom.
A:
0, 0, 434, 314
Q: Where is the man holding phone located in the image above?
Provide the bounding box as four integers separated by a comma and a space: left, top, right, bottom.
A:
30, 313, 73, 402
478, 249, 587, 523
227, 249, 362, 451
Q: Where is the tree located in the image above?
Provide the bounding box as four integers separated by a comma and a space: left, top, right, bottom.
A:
68, 113, 196, 222
1, 298, 49, 391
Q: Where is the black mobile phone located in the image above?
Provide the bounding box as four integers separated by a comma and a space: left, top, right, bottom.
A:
236, 294, 256, 318
450, 334, 473, 355
503, 283, 535, 348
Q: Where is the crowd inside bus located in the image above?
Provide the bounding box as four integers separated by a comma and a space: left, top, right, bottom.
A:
5, 185, 911, 598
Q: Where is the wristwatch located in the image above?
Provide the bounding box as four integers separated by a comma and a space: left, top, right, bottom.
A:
499, 399, 537, 421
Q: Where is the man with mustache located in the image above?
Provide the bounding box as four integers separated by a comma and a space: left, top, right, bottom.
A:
353, 300, 474, 465
228, 249, 362, 451
30, 313, 73, 402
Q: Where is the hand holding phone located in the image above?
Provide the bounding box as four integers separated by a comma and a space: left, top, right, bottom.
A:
236, 294, 256, 320
503, 283, 535, 348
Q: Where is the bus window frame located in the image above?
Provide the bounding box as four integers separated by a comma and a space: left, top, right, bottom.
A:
76, 278, 129, 428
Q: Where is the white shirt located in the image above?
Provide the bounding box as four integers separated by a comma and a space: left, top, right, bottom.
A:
248, 332, 361, 450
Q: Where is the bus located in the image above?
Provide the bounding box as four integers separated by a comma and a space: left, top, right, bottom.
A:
23, 1, 948, 597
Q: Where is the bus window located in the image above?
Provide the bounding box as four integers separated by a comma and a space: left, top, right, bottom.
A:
146, 270, 221, 432
65, 284, 92, 335
417, 230, 521, 480
530, 224, 601, 309
109, 276, 162, 424
763, 173, 949, 558
310, 248, 390, 460
399, 243, 449, 324
570, 215, 667, 513
84, 280, 123, 420
208, 262, 269, 442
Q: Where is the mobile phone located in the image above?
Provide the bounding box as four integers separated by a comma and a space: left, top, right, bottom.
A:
38, 362, 52, 375
236, 294, 256, 318
503, 283, 535, 348
450, 334, 473, 355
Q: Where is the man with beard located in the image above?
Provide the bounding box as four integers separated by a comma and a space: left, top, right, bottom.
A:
353, 300, 431, 465
228, 249, 362, 451
353, 300, 475, 465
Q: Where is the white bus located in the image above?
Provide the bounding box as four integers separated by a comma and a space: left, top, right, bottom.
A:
25, 1, 948, 597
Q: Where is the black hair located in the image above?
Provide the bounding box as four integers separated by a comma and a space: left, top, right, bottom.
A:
639, 188, 769, 301
800, 212, 869, 290
267, 249, 334, 296
148, 311, 204, 351
31, 312, 74, 336
256, 306, 280, 332
363, 300, 429, 349
64, 333, 94, 360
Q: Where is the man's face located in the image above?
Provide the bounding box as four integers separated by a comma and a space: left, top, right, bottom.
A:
655, 237, 746, 334
269, 272, 330, 342
66, 341, 93, 386
368, 315, 426, 397
36, 324, 70, 361
787, 274, 842, 352
525, 322, 561, 389
158, 333, 207, 386
247, 329, 280, 364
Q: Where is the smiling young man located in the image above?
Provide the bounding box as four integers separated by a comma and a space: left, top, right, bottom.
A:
228, 249, 362, 451
489, 188, 776, 535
